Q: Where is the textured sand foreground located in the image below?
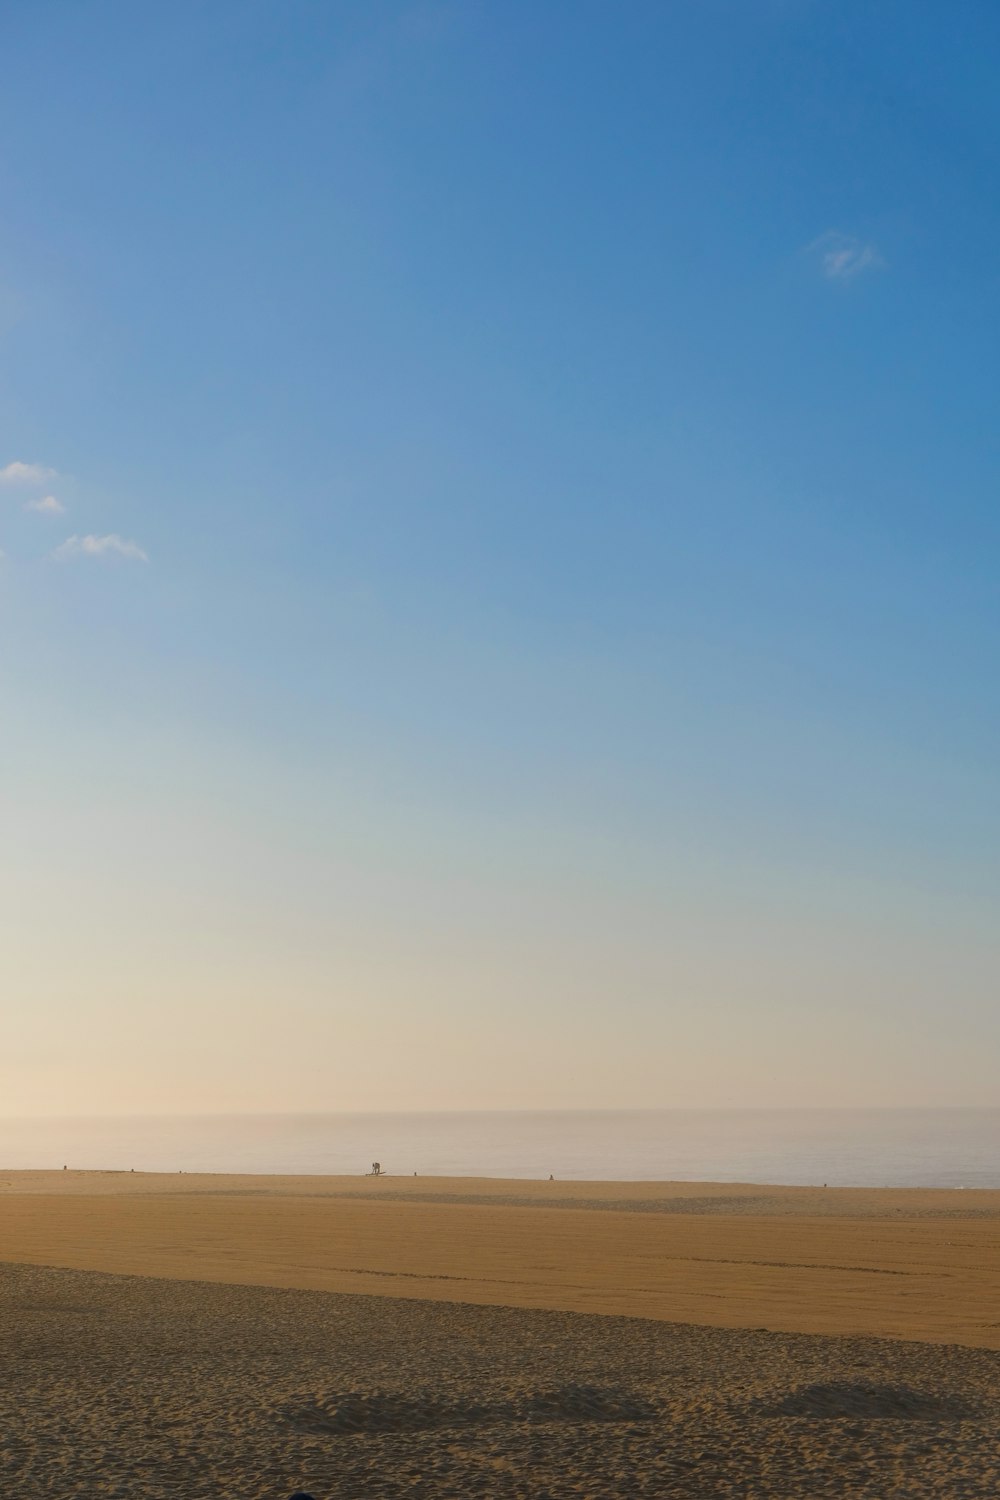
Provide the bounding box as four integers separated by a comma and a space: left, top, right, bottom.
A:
2, 1172, 1000, 1347
3, 1260, 1000, 1498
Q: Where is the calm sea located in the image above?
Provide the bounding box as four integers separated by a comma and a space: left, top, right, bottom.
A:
1, 1110, 999, 1187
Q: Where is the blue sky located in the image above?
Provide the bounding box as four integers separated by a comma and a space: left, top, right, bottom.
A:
2, 1, 999, 1113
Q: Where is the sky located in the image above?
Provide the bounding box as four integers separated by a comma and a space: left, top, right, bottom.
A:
2, 0, 999, 1115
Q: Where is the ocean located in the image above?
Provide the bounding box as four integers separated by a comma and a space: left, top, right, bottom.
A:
1, 1109, 999, 1187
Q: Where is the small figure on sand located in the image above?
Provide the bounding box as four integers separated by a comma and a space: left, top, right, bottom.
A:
369, 1161, 383, 1176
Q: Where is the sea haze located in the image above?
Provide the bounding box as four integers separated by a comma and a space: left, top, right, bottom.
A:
1, 1110, 999, 1187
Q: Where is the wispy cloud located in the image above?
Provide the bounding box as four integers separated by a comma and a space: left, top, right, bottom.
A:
53, 533, 148, 563
0, 460, 57, 486
24, 494, 66, 515
810, 231, 884, 281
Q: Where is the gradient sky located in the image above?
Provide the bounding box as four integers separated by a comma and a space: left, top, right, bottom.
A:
2, 0, 999, 1115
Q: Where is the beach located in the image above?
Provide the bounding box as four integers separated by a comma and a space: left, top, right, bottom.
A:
2, 1173, 1000, 1495
3, 1171, 1000, 1346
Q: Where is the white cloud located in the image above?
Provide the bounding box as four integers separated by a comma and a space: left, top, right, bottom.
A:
0, 460, 57, 486
24, 494, 65, 515
53, 533, 148, 563
810, 232, 884, 281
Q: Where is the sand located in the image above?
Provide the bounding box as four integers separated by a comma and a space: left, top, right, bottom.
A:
3, 1172, 1000, 1496
4, 1261, 1000, 1497
2, 1172, 1000, 1346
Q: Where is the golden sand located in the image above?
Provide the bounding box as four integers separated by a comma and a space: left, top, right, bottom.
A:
4, 1173, 1000, 1496
2, 1171, 1000, 1347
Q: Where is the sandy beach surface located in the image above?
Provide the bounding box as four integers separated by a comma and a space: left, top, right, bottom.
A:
2, 1171, 1000, 1346
3, 1172, 1000, 1495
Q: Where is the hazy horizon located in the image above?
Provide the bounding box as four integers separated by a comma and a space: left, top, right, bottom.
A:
4, 2, 999, 1116
5, 1106, 1000, 1187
